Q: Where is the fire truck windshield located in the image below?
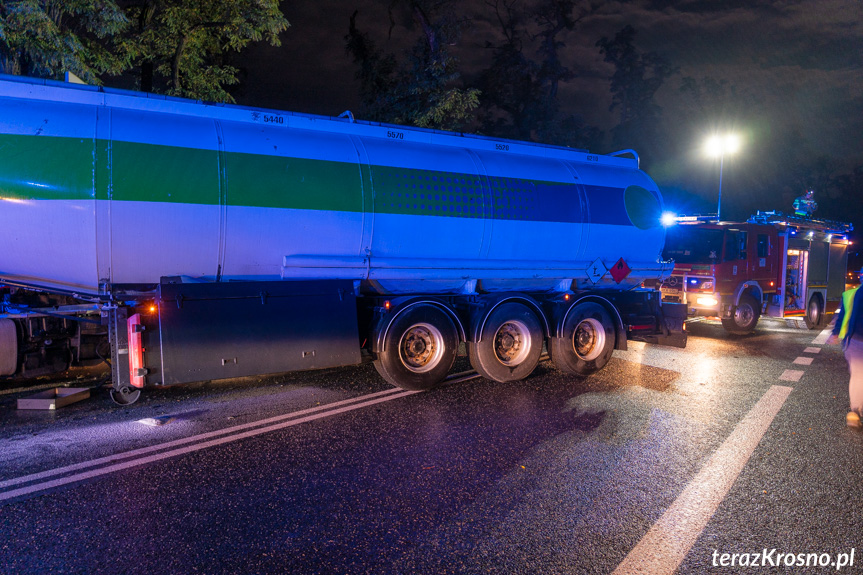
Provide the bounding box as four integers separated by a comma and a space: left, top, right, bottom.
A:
663, 227, 725, 263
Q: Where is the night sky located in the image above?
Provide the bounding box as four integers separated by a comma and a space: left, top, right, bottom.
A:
232, 0, 863, 264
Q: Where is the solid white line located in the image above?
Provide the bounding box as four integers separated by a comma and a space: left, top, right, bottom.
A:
793, 357, 813, 366
612, 385, 793, 575
779, 369, 804, 382
812, 327, 833, 345
0, 388, 419, 502
0, 387, 405, 491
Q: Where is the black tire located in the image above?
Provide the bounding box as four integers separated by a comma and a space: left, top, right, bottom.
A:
721, 293, 760, 335
550, 302, 615, 376
467, 302, 544, 383
804, 293, 824, 329
373, 304, 458, 391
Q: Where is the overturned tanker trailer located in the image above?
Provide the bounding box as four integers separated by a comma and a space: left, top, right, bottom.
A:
0, 74, 686, 404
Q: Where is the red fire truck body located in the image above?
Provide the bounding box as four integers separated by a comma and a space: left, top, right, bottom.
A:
660, 213, 851, 334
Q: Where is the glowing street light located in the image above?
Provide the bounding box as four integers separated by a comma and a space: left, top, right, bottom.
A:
705, 134, 740, 222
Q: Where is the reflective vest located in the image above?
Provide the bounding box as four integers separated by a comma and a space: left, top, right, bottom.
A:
839, 287, 860, 341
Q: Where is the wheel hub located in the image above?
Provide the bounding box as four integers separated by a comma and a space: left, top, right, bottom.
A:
735, 305, 754, 325
575, 325, 596, 353
572, 317, 606, 361
399, 323, 444, 373
494, 321, 530, 366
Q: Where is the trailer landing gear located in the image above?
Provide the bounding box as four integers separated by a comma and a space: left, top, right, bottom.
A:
110, 386, 141, 406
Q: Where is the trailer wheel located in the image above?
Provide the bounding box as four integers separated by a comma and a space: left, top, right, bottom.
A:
110, 386, 141, 406
804, 293, 824, 329
468, 302, 543, 383
374, 305, 458, 391
721, 293, 760, 335
550, 302, 615, 376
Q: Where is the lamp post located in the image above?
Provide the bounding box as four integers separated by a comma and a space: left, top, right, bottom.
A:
705, 134, 740, 222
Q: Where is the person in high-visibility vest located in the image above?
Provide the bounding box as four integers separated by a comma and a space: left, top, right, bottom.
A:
828, 267, 863, 428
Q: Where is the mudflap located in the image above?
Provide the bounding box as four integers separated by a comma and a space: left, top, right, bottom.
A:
639, 301, 687, 348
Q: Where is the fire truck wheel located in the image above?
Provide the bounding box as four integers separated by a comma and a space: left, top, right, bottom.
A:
374, 304, 458, 391
468, 302, 544, 383
804, 294, 824, 329
550, 302, 615, 376
721, 293, 760, 335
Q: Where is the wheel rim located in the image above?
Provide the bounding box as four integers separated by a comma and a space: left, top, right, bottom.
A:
573, 318, 605, 361
110, 386, 141, 406
399, 323, 444, 373
493, 320, 532, 366
808, 299, 820, 323
734, 304, 754, 326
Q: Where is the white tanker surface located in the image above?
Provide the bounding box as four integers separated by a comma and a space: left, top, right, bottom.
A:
0, 75, 668, 297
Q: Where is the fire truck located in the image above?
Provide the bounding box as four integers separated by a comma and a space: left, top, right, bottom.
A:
660, 212, 852, 334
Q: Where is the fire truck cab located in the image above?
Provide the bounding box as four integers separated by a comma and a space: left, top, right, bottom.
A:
660, 212, 851, 334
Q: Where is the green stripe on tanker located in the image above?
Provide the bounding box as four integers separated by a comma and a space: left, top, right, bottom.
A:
112, 141, 220, 206
225, 146, 363, 212
0, 134, 95, 201
0, 133, 574, 221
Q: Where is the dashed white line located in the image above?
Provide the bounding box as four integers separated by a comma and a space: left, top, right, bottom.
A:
793, 357, 814, 365
779, 369, 805, 382
612, 385, 793, 575
812, 327, 833, 345
803, 347, 822, 354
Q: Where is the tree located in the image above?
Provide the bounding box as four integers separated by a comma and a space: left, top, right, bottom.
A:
478, 0, 545, 140
0, 0, 129, 82
122, 0, 289, 102
596, 25, 675, 150
477, 0, 599, 149
345, 0, 479, 130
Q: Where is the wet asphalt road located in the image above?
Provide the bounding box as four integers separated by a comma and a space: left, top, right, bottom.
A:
0, 318, 861, 575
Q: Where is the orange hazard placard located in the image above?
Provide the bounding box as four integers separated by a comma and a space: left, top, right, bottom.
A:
610, 258, 631, 283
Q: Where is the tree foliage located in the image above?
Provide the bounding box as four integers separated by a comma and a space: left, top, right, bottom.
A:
0, 1, 288, 102
478, 0, 599, 148
122, 0, 289, 102
345, 0, 479, 130
597, 25, 676, 150
0, 0, 129, 82
478, 0, 544, 140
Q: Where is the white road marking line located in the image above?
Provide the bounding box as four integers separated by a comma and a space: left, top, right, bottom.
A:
779, 369, 805, 382
812, 327, 833, 345
0, 387, 406, 491
612, 385, 793, 575
0, 388, 420, 502
803, 347, 821, 354
793, 357, 813, 366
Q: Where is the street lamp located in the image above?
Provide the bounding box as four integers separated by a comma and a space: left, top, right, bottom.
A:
705, 134, 740, 222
